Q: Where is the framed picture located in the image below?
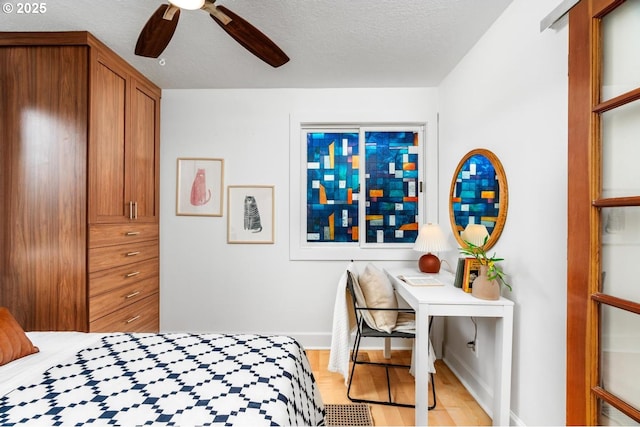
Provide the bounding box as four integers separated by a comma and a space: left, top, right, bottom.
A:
227, 185, 274, 244
176, 158, 224, 216
462, 258, 482, 293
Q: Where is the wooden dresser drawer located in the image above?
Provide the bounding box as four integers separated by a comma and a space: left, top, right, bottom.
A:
89, 276, 158, 322
89, 223, 159, 248
89, 257, 158, 298
89, 240, 158, 273
89, 293, 159, 333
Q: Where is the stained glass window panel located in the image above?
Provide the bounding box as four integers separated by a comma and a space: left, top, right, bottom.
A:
364, 131, 419, 244
306, 132, 359, 242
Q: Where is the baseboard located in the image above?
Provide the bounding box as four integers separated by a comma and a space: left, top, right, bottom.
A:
285, 332, 333, 349
511, 411, 525, 426
159, 330, 412, 351
442, 344, 494, 418
285, 332, 412, 351
443, 344, 524, 426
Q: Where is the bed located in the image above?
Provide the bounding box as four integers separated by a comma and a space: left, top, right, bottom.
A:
0, 330, 325, 426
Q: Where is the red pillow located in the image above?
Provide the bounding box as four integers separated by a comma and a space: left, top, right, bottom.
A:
0, 307, 39, 366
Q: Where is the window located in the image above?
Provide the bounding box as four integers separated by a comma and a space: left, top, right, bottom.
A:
305, 127, 421, 245
290, 119, 433, 261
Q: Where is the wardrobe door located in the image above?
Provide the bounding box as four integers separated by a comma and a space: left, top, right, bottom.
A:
0, 45, 88, 331
129, 78, 160, 223
88, 52, 130, 224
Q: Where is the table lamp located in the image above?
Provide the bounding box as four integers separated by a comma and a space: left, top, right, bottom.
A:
460, 223, 489, 247
413, 223, 451, 273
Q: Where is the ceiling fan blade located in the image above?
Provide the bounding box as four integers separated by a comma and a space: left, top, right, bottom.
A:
135, 4, 181, 58
207, 5, 289, 68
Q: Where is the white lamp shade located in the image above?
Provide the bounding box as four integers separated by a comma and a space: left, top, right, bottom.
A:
461, 224, 489, 246
169, 0, 204, 9
413, 223, 451, 253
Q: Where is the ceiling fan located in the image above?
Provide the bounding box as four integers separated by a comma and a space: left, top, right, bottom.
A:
135, 0, 289, 68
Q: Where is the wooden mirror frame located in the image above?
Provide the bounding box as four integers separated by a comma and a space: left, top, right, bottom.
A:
449, 148, 508, 251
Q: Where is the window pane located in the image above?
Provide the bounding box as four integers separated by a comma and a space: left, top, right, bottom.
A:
306, 132, 359, 242
601, 99, 640, 198
601, 206, 640, 302
601, 0, 640, 101
598, 400, 639, 426
600, 304, 640, 410
363, 131, 419, 244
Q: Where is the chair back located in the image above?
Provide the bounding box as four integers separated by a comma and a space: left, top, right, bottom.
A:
345, 271, 362, 328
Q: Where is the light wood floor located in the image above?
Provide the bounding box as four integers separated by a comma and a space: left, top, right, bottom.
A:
306, 349, 491, 426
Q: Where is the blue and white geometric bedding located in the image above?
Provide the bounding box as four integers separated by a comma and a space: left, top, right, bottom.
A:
0, 333, 325, 426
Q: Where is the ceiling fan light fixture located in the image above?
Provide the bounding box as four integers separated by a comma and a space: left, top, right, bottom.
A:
169, 0, 204, 10
136, 1, 289, 67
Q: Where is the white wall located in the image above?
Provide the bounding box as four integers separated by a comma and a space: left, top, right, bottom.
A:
438, 0, 568, 425
159, 88, 438, 347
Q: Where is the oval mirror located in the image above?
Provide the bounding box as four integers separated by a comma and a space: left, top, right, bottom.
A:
449, 148, 508, 251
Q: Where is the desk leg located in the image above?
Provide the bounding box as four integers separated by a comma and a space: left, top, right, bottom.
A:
415, 304, 430, 426
493, 305, 514, 426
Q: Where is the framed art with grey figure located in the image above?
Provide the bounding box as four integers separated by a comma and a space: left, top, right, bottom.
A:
227, 185, 274, 244
176, 158, 224, 216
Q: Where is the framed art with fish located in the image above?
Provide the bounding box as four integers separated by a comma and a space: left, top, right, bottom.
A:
176, 158, 224, 216
227, 185, 274, 244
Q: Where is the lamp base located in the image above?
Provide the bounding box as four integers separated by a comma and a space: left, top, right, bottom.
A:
418, 253, 441, 273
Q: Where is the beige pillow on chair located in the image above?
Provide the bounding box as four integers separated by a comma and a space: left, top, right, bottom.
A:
357, 263, 398, 333
348, 271, 376, 331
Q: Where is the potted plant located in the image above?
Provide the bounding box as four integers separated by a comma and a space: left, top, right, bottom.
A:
460, 236, 511, 299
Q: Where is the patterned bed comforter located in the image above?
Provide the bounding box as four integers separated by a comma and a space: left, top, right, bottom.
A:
0, 333, 325, 426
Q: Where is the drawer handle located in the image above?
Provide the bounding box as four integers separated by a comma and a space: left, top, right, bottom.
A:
126, 271, 141, 278
126, 315, 141, 324
125, 291, 141, 299
126, 251, 140, 257
125, 231, 140, 236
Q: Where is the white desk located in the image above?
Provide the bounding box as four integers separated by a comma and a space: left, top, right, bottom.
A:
385, 267, 514, 427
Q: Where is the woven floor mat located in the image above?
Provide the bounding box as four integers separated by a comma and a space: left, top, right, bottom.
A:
324, 403, 373, 426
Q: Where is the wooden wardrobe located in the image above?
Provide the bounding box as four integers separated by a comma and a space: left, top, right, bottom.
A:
0, 32, 161, 332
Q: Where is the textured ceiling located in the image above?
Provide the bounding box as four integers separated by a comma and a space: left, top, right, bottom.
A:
2, 0, 514, 89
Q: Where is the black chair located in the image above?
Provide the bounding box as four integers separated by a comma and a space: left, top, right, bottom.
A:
345, 271, 436, 409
